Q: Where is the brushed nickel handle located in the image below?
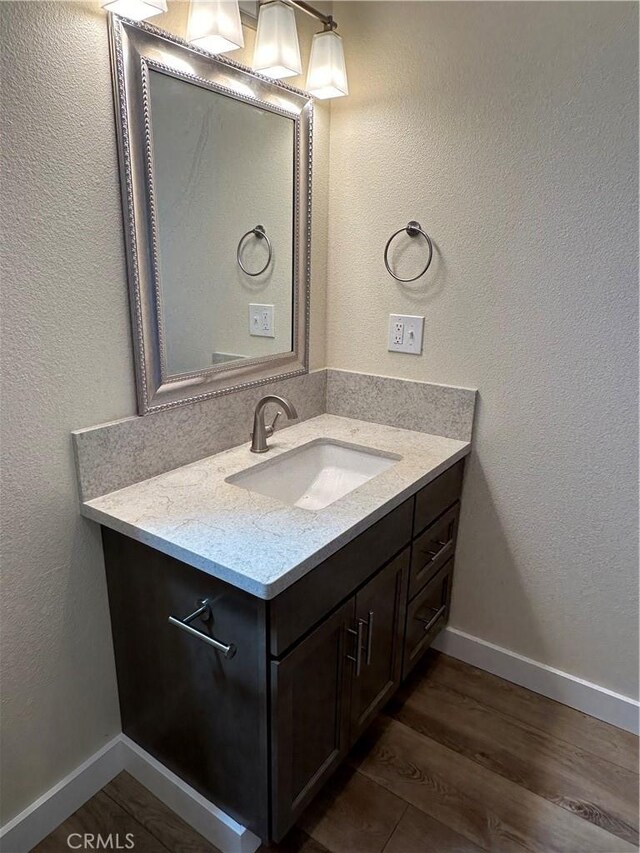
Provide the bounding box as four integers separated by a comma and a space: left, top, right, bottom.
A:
266, 411, 282, 437
415, 604, 447, 634
365, 611, 374, 666
249, 411, 281, 441
424, 537, 452, 563
169, 599, 236, 658
347, 619, 365, 677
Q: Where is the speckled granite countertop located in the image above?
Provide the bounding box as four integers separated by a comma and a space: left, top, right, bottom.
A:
81, 414, 470, 599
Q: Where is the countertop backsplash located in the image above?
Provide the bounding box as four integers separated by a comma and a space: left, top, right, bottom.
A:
73, 369, 477, 502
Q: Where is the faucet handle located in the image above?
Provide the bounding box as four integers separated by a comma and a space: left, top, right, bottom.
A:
266, 410, 282, 436
249, 411, 281, 441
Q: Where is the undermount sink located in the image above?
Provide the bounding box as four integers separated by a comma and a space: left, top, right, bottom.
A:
226, 438, 401, 511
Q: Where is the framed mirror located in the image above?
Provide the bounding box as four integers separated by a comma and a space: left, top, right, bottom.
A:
109, 16, 313, 413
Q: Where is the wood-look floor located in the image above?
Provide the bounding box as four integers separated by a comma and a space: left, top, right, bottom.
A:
34, 652, 639, 853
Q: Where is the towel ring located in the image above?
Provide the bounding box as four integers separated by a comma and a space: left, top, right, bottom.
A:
237, 225, 272, 277
384, 220, 433, 282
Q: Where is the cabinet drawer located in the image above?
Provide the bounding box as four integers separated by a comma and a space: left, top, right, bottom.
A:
410, 503, 459, 597
403, 559, 453, 679
270, 497, 413, 657
413, 459, 464, 537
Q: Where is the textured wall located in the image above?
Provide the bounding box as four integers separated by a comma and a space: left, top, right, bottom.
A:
0, 1, 133, 824
0, 0, 330, 823
327, 1, 639, 696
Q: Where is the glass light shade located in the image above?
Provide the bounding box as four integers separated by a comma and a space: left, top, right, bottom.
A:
101, 0, 167, 21
253, 0, 302, 79
306, 30, 348, 99
187, 0, 244, 54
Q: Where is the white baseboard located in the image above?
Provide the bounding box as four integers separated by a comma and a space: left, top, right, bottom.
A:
433, 626, 640, 735
0, 736, 260, 853
120, 736, 260, 853
0, 736, 125, 853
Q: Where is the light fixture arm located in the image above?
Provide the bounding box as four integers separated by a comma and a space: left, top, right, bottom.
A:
288, 0, 337, 30
259, 0, 337, 31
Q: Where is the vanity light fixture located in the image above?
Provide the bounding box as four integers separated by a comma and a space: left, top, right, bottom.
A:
253, 0, 348, 98
100, 0, 167, 22
187, 0, 244, 55
253, 0, 302, 79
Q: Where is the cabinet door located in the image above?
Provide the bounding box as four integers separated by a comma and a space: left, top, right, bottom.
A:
349, 549, 409, 743
102, 529, 270, 840
270, 597, 355, 841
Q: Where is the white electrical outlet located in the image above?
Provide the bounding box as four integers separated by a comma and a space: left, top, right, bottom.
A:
249, 304, 275, 338
388, 314, 424, 354
392, 319, 404, 346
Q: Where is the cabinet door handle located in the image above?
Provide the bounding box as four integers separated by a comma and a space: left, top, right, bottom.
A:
365, 611, 374, 666
347, 619, 365, 677
415, 604, 447, 634
169, 599, 236, 658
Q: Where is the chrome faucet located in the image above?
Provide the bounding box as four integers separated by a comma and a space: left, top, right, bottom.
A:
250, 395, 298, 453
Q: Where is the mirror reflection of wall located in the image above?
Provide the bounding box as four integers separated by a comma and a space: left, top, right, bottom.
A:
149, 69, 295, 377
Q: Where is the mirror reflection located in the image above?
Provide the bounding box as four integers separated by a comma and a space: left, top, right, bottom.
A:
148, 69, 295, 377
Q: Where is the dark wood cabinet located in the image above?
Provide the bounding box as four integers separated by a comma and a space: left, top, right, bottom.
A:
271, 599, 354, 839
102, 458, 465, 844
410, 502, 459, 597
349, 549, 408, 741
271, 548, 410, 836
414, 459, 464, 534
404, 559, 454, 679
103, 530, 271, 839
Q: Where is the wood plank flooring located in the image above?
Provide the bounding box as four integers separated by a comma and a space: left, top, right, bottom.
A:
33, 652, 639, 853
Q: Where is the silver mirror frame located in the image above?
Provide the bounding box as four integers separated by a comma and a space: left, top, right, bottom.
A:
108, 15, 313, 414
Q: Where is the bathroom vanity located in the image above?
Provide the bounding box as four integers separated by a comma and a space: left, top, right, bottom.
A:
85, 415, 468, 844
73, 19, 478, 845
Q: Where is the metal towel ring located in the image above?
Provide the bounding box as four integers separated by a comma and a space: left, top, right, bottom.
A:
237, 225, 272, 277
384, 220, 433, 282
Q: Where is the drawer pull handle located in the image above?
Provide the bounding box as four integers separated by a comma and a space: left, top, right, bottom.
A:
415, 604, 447, 634
365, 611, 374, 666
169, 599, 236, 658
424, 538, 452, 563
347, 619, 365, 677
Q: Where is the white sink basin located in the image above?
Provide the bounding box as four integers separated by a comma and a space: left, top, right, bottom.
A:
227, 438, 401, 510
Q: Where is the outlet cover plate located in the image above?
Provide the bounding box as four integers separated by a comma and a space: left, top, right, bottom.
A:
388, 314, 424, 354
249, 304, 275, 338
